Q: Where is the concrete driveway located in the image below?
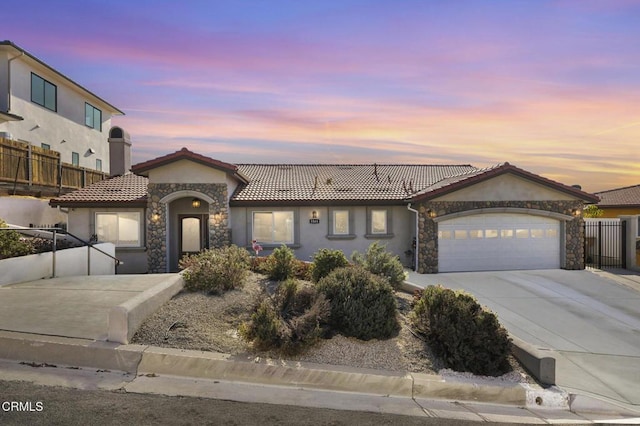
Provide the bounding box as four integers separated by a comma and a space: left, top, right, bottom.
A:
406, 268, 640, 409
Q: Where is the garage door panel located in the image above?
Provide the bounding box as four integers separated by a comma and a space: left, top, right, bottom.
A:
438, 213, 560, 272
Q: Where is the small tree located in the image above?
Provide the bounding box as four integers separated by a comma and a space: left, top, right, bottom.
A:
582, 204, 604, 218
351, 241, 406, 290
311, 248, 349, 283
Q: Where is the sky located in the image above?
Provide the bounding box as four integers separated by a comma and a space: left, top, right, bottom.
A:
4, 0, 640, 193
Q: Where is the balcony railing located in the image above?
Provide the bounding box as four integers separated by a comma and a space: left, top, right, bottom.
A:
0, 137, 106, 192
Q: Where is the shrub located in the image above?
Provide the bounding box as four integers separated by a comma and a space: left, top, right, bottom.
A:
267, 245, 296, 281
351, 242, 405, 290
0, 220, 31, 259
179, 245, 251, 294
410, 285, 511, 376
316, 266, 399, 340
250, 255, 270, 275
311, 248, 349, 283
240, 278, 330, 353
293, 259, 313, 281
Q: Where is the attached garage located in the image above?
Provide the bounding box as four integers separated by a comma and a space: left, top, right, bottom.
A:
437, 213, 561, 272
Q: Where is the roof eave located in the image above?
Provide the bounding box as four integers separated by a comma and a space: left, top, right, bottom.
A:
229, 199, 405, 207
410, 164, 600, 203
49, 199, 148, 208
0, 40, 124, 115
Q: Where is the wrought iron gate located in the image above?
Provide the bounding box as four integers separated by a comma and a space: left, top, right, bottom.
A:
584, 219, 626, 269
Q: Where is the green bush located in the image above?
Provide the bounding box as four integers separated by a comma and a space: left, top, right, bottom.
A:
410, 285, 511, 376
267, 245, 296, 281
316, 266, 399, 340
351, 242, 405, 290
311, 248, 349, 283
179, 245, 251, 294
0, 220, 31, 259
240, 278, 330, 353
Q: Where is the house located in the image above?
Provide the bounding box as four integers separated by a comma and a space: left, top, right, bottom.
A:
0, 40, 124, 227
50, 140, 599, 274
592, 184, 640, 266
0, 40, 124, 172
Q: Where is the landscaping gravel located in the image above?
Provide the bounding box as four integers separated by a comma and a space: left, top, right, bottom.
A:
132, 272, 531, 383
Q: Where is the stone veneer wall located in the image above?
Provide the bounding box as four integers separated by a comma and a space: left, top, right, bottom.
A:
147, 183, 230, 273
415, 200, 585, 274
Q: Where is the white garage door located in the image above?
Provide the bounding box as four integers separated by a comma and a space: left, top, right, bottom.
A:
438, 213, 560, 272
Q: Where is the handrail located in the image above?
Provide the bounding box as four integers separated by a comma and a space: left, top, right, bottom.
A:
0, 226, 121, 277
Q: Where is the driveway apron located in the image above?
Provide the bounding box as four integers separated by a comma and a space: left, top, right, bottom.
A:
406, 269, 640, 407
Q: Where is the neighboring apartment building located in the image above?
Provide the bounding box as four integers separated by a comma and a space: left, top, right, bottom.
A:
0, 40, 124, 227
0, 40, 123, 174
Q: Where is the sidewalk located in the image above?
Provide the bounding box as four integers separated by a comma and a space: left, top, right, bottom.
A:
1, 273, 639, 423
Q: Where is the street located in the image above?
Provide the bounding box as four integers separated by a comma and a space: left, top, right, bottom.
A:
1, 379, 502, 426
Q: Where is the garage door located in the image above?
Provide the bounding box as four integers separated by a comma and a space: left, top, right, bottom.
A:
438, 213, 560, 272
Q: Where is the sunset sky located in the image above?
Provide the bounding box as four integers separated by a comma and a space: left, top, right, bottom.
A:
5, 0, 640, 192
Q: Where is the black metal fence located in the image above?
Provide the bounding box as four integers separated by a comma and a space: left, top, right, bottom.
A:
584, 219, 626, 269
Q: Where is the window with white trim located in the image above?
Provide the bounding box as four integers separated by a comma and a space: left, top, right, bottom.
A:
333, 210, 349, 235
252, 211, 294, 244
95, 212, 141, 247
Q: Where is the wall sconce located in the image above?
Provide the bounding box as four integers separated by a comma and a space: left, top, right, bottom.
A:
427, 209, 437, 219
312, 210, 318, 219
192, 198, 201, 208
152, 214, 160, 222
572, 208, 581, 217
87, 148, 96, 154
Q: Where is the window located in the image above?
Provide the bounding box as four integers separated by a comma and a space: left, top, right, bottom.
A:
85, 103, 102, 130
531, 229, 544, 238
253, 211, 294, 244
72, 152, 79, 166
31, 73, 57, 111
501, 229, 514, 238
371, 210, 387, 234
96, 159, 102, 171
454, 230, 468, 239
469, 230, 483, 239
516, 229, 529, 238
41, 143, 50, 150
95, 212, 141, 247
485, 229, 498, 238
438, 230, 452, 239
333, 210, 349, 234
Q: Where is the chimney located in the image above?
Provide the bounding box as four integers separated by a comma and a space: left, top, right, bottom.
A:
108, 126, 131, 176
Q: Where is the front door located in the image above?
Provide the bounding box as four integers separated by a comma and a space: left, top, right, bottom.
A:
179, 214, 209, 259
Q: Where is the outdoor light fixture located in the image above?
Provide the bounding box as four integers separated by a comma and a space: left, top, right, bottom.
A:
312, 210, 318, 219
192, 198, 201, 208
572, 208, 581, 216
427, 209, 437, 219
152, 213, 160, 222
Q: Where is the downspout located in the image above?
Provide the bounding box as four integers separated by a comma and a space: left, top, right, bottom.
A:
407, 202, 419, 272
7, 50, 24, 112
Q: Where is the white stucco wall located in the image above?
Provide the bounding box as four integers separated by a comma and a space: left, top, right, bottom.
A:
0, 51, 116, 172
434, 174, 581, 202
0, 242, 116, 286
0, 196, 67, 227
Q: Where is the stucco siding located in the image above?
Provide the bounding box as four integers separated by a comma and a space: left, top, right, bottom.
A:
232, 205, 415, 266
148, 160, 229, 184
0, 59, 112, 172
434, 174, 581, 202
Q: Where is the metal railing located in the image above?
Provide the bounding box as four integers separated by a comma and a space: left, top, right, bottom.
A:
0, 227, 121, 277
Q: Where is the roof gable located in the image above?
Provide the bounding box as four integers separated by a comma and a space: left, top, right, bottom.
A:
409, 163, 599, 203
131, 147, 247, 183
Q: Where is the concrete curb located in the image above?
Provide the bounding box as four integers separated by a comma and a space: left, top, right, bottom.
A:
510, 335, 556, 386
0, 331, 145, 372
107, 274, 184, 344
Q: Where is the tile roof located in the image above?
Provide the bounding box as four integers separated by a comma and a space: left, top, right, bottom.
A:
49, 173, 148, 207
595, 184, 640, 207
230, 164, 477, 205
409, 162, 600, 203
